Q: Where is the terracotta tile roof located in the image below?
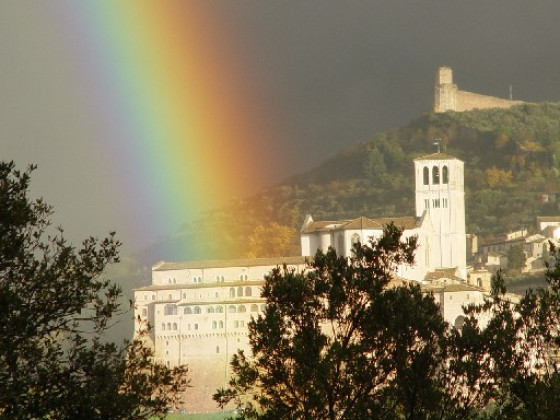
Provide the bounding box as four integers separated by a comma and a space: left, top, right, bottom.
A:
301, 216, 420, 234
342, 216, 385, 230
414, 152, 461, 161
300, 220, 352, 233
135, 280, 265, 291
152, 256, 308, 271
421, 283, 484, 293
424, 268, 459, 281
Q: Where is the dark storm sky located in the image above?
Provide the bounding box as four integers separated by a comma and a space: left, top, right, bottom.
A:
2, 1, 560, 250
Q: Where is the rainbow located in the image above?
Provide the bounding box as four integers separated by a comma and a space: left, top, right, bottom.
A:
49, 2, 276, 257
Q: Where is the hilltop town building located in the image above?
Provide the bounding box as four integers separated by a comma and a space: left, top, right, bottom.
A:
133, 152, 482, 412
434, 67, 524, 113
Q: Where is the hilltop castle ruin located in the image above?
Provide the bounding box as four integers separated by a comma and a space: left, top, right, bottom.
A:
434, 67, 524, 113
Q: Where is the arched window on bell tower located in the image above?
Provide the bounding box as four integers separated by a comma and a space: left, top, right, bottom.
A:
442, 166, 449, 184
423, 167, 429, 185
432, 166, 440, 184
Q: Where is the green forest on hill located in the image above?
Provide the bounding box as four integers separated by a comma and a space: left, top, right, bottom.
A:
189, 102, 560, 259
135, 102, 560, 264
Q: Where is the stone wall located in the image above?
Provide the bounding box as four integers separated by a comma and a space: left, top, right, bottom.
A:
434, 67, 524, 113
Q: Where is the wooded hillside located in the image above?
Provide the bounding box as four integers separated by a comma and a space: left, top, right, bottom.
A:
138, 102, 560, 263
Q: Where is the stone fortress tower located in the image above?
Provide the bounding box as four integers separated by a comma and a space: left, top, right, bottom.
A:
434, 67, 524, 113
414, 153, 467, 278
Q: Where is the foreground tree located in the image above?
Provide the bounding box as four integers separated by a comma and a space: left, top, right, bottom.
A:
0, 161, 188, 419
215, 224, 490, 419
465, 253, 560, 419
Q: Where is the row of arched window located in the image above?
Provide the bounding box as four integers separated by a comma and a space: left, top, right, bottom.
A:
165, 303, 265, 315
162, 322, 178, 331
229, 287, 253, 298
423, 166, 449, 185
161, 319, 253, 332
227, 304, 265, 313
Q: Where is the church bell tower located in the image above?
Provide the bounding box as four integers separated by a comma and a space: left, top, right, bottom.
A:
414, 153, 466, 277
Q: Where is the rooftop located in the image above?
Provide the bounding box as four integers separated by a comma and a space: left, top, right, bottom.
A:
302, 216, 420, 234
414, 152, 462, 161
152, 256, 308, 271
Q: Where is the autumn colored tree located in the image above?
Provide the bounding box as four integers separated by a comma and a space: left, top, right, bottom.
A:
246, 222, 297, 258
485, 166, 513, 188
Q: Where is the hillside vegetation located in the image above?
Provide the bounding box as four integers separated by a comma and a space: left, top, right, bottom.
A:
140, 102, 560, 263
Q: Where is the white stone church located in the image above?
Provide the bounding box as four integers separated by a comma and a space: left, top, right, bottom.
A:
301, 152, 467, 280
134, 152, 484, 412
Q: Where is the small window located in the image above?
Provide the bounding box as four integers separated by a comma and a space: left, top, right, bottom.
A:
237, 287, 244, 297
442, 166, 449, 184
228, 305, 236, 313
229, 288, 235, 298
164, 305, 177, 315
234, 321, 239, 328
260, 304, 266, 312
194, 306, 201, 314
212, 321, 217, 329
167, 323, 171, 330
173, 323, 177, 330
207, 307, 215, 314
238, 305, 246, 313
194, 323, 199, 330
219, 320, 224, 328
216, 346, 220, 353
184, 307, 192, 315
216, 306, 224, 313
423, 166, 429, 185
251, 304, 259, 312
142, 308, 147, 317
161, 323, 165, 331
245, 287, 252, 297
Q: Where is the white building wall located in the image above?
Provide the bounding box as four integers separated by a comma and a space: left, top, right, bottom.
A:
134, 259, 307, 412
414, 156, 467, 277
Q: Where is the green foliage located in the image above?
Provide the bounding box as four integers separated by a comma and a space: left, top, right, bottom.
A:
171, 102, 560, 261
215, 231, 560, 419
506, 245, 527, 274
0, 161, 188, 419
464, 245, 560, 419
214, 225, 490, 419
